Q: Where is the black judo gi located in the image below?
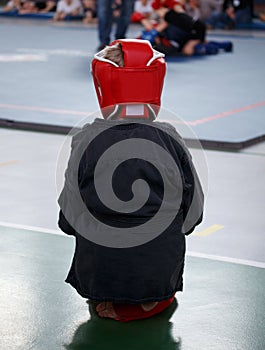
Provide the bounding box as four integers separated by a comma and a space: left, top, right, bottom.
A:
58, 118, 204, 303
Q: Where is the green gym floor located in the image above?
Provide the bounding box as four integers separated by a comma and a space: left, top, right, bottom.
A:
1, 224, 265, 350
0, 17, 265, 350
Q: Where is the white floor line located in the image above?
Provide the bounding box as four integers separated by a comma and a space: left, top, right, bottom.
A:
0, 221, 62, 236
0, 221, 264, 269
187, 251, 265, 269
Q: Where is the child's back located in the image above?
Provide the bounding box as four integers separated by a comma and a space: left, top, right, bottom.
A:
58, 39, 204, 321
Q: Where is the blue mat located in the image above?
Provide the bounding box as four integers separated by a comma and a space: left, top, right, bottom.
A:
0, 21, 265, 150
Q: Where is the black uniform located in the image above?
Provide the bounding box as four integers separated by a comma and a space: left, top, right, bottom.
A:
58, 118, 204, 303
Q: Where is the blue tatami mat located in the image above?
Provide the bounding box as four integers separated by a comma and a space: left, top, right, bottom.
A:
0, 20, 265, 149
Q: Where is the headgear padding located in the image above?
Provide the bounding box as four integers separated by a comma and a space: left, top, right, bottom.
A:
92, 39, 166, 119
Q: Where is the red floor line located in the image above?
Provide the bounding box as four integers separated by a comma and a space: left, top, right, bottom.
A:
189, 101, 265, 126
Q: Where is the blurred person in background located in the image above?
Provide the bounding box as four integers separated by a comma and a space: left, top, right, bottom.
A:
53, 0, 81, 20
82, 0, 97, 23
18, 0, 57, 13
3, 0, 22, 12
140, 1, 233, 56
97, 0, 135, 51
131, 0, 154, 22
186, 0, 201, 20
3, 0, 23, 12
205, 0, 253, 28
199, 0, 222, 22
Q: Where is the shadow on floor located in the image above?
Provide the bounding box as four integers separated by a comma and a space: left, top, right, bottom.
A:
64, 299, 181, 350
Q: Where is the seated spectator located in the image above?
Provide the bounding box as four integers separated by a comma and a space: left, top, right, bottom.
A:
82, 0, 97, 23
253, 6, 265, 22
3, 0, 23, 12
186, 0, 201, 20
199, 0, 222, 22
53, 0, 81, 20
259, 12, 265, 21
205, 0, 253, 29
131, 0, 154, 22
19, 0, 57, 13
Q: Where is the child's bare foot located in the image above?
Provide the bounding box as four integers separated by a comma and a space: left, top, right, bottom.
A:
96, 301, 118, 319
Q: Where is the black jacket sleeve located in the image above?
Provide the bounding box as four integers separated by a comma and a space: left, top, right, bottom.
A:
58, 210, 76, 236
180, 151, 204, 235
57, 132, 84, 237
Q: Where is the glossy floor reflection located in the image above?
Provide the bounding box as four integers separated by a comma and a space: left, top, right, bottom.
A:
1, 225, 265, 350
65, 300, 180, 350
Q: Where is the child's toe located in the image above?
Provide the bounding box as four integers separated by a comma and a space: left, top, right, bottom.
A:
97, 302, 118, 319
96, 302, 107, 312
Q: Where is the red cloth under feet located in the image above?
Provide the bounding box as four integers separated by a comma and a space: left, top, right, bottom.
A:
113, 295, 175, 322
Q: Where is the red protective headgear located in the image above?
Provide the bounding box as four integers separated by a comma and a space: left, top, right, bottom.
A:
92, 39, 166, 120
